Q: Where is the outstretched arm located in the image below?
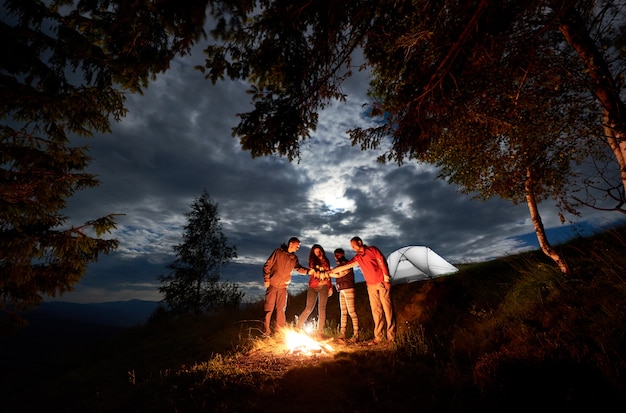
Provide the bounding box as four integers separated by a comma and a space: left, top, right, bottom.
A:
326, 261, 358, 278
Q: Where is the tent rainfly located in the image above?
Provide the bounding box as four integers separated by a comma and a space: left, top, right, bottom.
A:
387, 246, 459, 285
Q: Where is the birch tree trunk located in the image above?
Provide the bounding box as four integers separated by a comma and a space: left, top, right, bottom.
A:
558, 4, 626, 194
525, 167, 571, 275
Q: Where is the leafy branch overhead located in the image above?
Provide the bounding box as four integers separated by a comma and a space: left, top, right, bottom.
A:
198, 1, 626, 197
197, 0, 626, 274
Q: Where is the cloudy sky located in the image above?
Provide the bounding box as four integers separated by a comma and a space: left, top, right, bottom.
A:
54, 39, 624, 305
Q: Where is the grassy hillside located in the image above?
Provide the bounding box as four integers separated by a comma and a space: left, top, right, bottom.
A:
3, 223, 626, 412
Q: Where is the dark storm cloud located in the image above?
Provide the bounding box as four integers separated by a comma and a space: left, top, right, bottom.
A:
55, 44, 625, 305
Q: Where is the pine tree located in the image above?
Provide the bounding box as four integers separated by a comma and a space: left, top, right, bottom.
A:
158, 191, 242, 315
1, 0, 209, 328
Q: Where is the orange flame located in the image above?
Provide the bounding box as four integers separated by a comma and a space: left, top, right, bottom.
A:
281, 328, 334, 355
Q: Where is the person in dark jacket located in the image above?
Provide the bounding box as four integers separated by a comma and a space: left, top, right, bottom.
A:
333, 248, 359, 342
263, 237, 314, 336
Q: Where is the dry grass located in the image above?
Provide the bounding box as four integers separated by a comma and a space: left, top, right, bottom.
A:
3, 223, 626, 412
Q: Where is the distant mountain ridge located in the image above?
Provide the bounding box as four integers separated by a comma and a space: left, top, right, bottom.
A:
2, 300, 162, 366
32, 299, 162, 327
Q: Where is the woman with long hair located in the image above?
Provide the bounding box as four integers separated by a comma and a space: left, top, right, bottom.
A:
295, 244, 333, 339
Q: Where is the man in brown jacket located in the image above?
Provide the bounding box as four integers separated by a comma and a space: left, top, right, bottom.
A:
263, 237, 314, 336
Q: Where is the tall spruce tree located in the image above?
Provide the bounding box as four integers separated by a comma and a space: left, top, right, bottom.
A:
158, 191, 241, 315
1, 0, 209, 327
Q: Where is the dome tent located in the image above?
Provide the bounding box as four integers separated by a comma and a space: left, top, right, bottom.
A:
387, 246, 459, 285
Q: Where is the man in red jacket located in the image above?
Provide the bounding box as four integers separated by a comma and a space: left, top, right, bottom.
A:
263, 237, 314, 336
328, 236, 395, 345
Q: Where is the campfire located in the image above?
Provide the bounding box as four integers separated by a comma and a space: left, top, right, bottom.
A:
248, 325, 342, 359
283, 328, 334, 355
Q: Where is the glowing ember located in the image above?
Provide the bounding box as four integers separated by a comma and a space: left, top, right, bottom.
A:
283, 329, 334, 355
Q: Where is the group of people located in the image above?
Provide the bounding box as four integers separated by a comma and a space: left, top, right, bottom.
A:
262, 236, 396, 346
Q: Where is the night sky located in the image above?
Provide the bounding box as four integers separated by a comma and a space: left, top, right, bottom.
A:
54, 41, 624, 305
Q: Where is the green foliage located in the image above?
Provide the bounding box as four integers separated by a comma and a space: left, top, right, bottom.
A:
1, 0, 211, 324
196, 1, 621, 159
0, 124, 121, 324
361, 0, 618, 220
158, 190, 242, 315
199, 0, 376, 161
198, 0, 626, 214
